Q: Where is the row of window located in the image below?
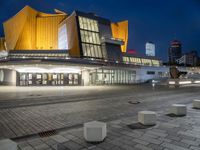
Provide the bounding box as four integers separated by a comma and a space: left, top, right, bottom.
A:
90, 69, 136, 84
146, 71, 169, 77
78, 16, 99, 32
80, 30, 101, 45
78, 16, 104, 59
82, 43, 103, 58
123, 57, 160, 66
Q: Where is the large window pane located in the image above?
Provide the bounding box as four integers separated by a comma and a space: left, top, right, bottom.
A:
82, 43, 87, 56
78, 16, 99, 32
97, 46, 102, 58
79, 16, 103, 58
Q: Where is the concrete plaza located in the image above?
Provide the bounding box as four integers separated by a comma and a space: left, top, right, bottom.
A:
0, 85, 200, 149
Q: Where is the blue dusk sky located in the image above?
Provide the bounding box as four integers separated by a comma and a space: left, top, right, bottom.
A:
0, 0, 200, 61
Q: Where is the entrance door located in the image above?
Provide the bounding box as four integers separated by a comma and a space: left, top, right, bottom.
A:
68, 74, 79, 85
36, 74, 42, 85
52, 74, 64, 86
42, 74, 48, 85
19, 73, 28, 86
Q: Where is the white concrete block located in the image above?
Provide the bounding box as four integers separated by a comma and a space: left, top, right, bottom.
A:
193, 100, 200, 109
84, 121, 107, 142
170, 104, 187, 116
138, 111, 157, 125
0, 139, 17, 150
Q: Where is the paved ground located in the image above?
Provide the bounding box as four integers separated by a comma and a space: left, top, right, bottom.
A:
16, 103, 200, 150
0, 84, 200, 149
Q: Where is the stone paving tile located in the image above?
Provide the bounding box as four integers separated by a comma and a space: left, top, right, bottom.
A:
181, 139, 199, 147
134, 144, 154, 150
33, 143, 50, 150
50, 135, 69, 143
147, 143, 164, 150
190, 146, 200, 150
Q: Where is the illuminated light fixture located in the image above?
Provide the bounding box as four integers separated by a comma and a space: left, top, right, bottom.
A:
194, 81, 200, 84
169, 81, 175, 85
50, 67, 81, 73
179, 81, 192, 85
16, 67, 81, 74
116, 61, 119, 63
65, 57, 69, 60
22, 56, 26, 59
44, 56, 48, 59
104, 59, 108, 62
91, 58, 94, 61
16, 67, 48, 73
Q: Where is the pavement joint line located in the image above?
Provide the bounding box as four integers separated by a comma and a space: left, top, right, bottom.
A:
0, 89, 198, 110
0, 94, 137, 109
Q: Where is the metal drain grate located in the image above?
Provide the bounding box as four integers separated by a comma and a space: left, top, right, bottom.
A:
38, 130, 57, 137
128, 101, 141, 105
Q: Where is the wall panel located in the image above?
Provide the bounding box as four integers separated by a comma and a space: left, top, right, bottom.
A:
111, 20, 128, 53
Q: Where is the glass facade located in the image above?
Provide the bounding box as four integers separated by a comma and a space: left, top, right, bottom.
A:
78, 16, 105, 58
89, 68, 136, 85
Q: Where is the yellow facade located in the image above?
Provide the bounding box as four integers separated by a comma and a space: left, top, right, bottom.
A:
3, 6, 67, 50
111, 20, 128, 53
0, 38, 6, 50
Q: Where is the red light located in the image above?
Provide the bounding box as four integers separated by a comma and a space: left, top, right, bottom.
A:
127, 49, 137, 54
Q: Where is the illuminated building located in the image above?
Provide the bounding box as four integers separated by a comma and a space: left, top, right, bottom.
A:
145, 42, 155, 57
168, 40, 182, 65
0, 6, 167, 86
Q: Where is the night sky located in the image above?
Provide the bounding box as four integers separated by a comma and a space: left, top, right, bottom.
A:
0, 0, 200, 61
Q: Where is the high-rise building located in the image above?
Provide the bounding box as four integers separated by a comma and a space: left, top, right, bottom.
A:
176, 50, 198, 66
145, 42, 155, 56
168, 40, 182, 65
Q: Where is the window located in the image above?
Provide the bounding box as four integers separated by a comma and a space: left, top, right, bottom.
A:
152, 60, 160, 66
78, 16, 99, 32
147, 71, 155, 75
80, 30, 100, 45
78, 16, 103, 58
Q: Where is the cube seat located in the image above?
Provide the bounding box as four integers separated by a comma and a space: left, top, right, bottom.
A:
138, 111, 157, 125
0, 139, 17, 150
84, 121, 107, 142
170, 104, 186, 116
193, 100, 200, 109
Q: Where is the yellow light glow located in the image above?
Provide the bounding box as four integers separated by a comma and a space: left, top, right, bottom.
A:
111, 21, 128, 52
3, 5, 67, 50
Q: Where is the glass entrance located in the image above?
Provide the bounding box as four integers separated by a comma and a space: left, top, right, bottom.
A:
18, 72, 81, 86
